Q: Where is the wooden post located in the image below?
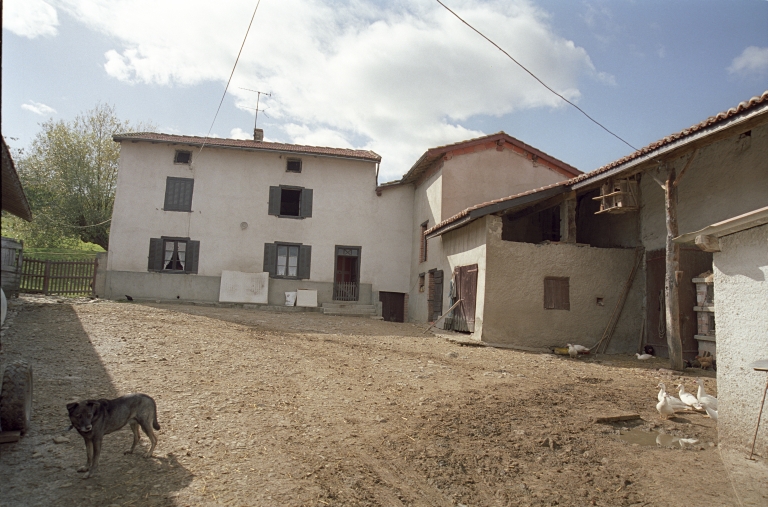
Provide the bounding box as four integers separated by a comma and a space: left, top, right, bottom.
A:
43, 260, 51, 296
560, 192, 577, 243
664, 166, 684, 371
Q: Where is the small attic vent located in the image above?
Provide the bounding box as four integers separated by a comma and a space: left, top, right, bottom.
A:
593, 177, 639, 214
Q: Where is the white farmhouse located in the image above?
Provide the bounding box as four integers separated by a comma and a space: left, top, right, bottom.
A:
106, 131, 413, 311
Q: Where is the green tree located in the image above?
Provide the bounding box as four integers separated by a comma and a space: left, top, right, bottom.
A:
2, 104, 151, 249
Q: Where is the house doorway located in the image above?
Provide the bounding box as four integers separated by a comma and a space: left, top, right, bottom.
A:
452, 264, 478, 333
380, 292, 405, 322
333, 246, 360, 301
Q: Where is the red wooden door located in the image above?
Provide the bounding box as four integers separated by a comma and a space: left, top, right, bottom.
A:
453, 264, 478, 332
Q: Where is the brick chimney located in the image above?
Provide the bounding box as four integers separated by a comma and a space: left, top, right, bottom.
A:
253, 128, 264, 142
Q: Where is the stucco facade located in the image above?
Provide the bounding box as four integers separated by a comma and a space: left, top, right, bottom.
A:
406, 135, 580, 326
106, 137, 413, 305
713, 223, 768, 457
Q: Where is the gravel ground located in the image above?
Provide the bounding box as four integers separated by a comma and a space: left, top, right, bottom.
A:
0, 294, 755, 507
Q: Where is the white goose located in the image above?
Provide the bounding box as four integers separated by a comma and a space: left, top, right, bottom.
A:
696, 378, 718, 411
705, 406, 718, 420
636, 353, 653, 360
657, 383, 689, 411
656, 394, 676, 420
677, 383, 703, 410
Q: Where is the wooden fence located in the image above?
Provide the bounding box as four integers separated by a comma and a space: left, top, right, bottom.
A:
20, 257, 98, 296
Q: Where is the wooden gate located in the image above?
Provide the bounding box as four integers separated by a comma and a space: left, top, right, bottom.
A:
380, 292, 405, 323
645, 248, 712, 360
427, 269, 444, 322
452, 264, 478, 332
21, 257, 98, 296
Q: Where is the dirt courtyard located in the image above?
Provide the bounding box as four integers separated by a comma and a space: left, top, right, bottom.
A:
0, 295, 764, 506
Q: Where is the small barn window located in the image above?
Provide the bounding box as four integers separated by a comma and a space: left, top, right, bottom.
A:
418, 273, 425, 292
420, 221, 429, 263
174, 150, 192, 164
286, 158, 302, 173
544, 277, 569, 310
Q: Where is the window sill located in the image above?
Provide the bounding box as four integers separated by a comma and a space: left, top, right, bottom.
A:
275, 215, 306, 219
150, 270, 194, 274
162, 209, 193, 213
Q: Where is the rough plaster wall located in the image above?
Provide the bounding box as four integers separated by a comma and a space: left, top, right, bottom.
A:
483, 216, 643, 351
714, 224, 768, 456
641, 124, 768, 251
407, 170, 451, 323
441, 148, 568, 220
443, 217, 488, 339
108, 142, 413, 302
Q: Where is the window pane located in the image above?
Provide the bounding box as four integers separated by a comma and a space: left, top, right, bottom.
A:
288, 246, 299, 277
277, 245, 287, 276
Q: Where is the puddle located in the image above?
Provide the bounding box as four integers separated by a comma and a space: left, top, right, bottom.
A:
618, 428, 696, 447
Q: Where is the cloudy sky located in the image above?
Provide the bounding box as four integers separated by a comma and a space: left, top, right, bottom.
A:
3, 0, 767, 182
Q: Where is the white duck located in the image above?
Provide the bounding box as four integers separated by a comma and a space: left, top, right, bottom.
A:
657, 383, 689, 411
705, 406, 718, 420
696, 378, 718, 411
656, 394, 676, 420
636, 353, 653, 360
566, 344, 580, 359
677, 383, 703, 410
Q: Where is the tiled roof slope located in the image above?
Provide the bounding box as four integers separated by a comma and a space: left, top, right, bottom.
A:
113, 132, 382, 162
427, 90, 768, 237
571, 90, 768, 185
397, 131, 581, 186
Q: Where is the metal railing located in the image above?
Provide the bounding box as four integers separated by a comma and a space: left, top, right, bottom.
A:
333, 281, 359, 302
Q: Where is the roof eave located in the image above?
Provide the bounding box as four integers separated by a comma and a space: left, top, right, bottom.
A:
673, 206, 768, 244
112, 135, 382, 163
572, 102, 768, 191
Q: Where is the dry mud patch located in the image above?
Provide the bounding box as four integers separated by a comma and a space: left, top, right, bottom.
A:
0, 296, 737, 506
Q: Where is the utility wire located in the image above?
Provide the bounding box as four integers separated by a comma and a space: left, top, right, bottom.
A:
435, 0, 638, 152
199, 0, 263, 154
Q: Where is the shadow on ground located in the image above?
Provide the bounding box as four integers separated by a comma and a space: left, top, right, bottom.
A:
0, 297, 194, 506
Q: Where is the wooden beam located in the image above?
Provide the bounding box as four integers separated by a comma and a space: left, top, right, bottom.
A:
503, 193, 566, 223
560, 192, 577, 243
695, 234, 721, 252
664, 167, 684, 371
672, 148, 698, 188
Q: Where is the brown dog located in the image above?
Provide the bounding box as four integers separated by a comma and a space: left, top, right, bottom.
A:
67, 393, 160, 478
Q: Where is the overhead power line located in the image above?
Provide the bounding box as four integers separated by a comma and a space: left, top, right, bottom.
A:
435, 0, 638, 152
199, 0, 263, 154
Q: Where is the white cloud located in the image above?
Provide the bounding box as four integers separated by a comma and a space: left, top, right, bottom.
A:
21, 101, 57, 116
728, 46, 768, 77
229, 127, 252, 140
3, 0, 59, 38
55, 0, 606, 180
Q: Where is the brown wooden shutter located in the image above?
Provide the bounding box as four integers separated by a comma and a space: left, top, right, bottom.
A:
186, 240, 200, 274
268, 186, 281, 216
263, 243, 277, 276
297, 245, 312, 279
544, 277, 569, 310
300, 188, 313, 218
148, 238, 163, 271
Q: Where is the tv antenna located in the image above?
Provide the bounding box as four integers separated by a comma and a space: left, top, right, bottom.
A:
239, 88, 271, 130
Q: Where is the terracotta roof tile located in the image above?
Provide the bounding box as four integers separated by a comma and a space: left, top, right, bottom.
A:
571, 90, 768, 185
427, 90, 768, 236
113, 132, 382, 162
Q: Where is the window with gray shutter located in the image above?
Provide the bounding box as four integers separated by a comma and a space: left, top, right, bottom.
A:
267, 185, 313, 218
164, 177, 194, 211
264, 242, 311, 279
544, 277, 570, 310
148, 237, 199, 273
